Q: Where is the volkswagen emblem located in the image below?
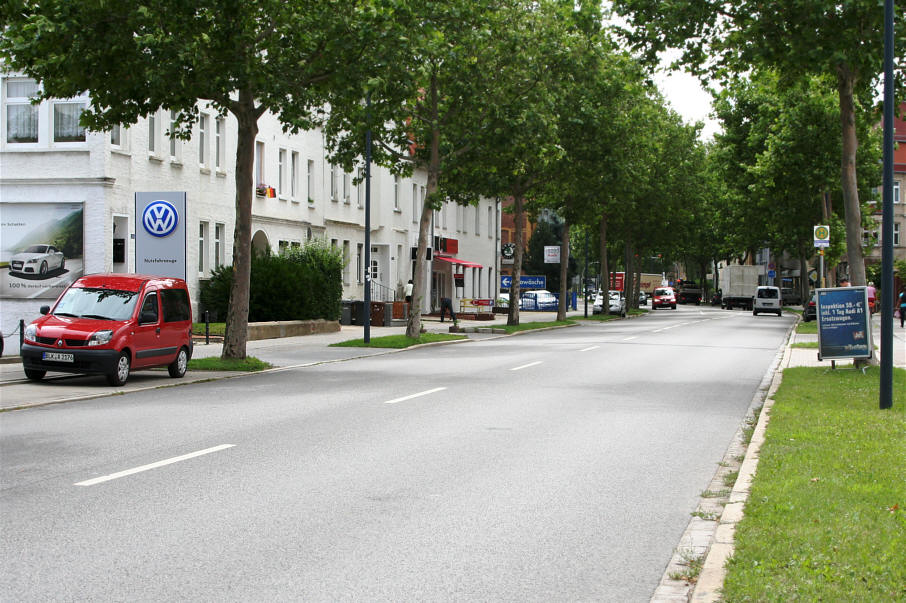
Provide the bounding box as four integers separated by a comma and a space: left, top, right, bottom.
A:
142, 200, 179, 238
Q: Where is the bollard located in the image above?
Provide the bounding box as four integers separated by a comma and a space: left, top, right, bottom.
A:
19, 319, 25, 350
204, 310, 210, 345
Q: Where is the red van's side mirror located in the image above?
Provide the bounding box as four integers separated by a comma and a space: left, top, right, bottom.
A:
40, 305, 50, 315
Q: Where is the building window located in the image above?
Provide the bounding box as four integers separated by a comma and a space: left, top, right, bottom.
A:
53, 101, 87, 142
356, 243, 364, 283
461, 206, 467, 234
343, 240, 350, 284
110, 124, 121, 147
278, 148, 287, 197
291, 151, 300, 199
198, 113, 209, 166
198, 221, 209, 275
214, 223, 224, 268
215, 117, 224, 170
487, 206, 493, 237
894, 222, 901, 247
412, 184, 418, 222
330, 164, 338, 201
168, 110, 179, 159
307, 159, 315, 202
255, 141, 265, 186
343, 171, 350, 203
148, 111, 158, 153
5, 78, 39, 143
357, 167, 365, 207
394, 175, 400, 211
278, 240, 289, 254
895, 180, 901, 204
475, 203, 480, 234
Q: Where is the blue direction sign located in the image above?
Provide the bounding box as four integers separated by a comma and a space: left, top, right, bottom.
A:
500, 275, 547, 290
816, 286, 872, 361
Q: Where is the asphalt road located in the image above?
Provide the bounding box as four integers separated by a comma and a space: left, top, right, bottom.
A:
0, 305, 793, 601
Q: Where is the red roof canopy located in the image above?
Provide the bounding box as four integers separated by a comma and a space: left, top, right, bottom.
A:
433, 255, 483, 269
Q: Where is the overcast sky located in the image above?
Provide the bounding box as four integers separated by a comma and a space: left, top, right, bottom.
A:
652, 67, 722, 141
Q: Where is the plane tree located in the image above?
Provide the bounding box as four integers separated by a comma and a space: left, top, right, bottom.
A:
324, 0, 548, 336
0, 0, 387, 358
611, 0, 905, 286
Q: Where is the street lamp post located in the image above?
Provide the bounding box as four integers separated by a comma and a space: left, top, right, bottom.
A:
879, 0, 894, 409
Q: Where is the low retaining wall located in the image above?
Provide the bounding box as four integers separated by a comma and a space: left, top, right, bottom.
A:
248, 319, 340, 341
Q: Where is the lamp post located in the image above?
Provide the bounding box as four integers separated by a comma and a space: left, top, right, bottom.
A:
364, 92, 372, 344
879, 0, 894, 409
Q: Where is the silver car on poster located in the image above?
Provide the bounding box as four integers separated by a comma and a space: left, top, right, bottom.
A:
9, 244, 65, 278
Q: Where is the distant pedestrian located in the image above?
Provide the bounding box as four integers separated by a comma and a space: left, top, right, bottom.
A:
404, 279, 413, 306
439, 297, 457, 323
838, 277, 851, 287
866, 281, 877, 314
899, 286, 906, 328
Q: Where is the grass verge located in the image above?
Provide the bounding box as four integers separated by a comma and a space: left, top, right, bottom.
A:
501, 319, 576, 333
193, 322, 226, 336
330, 333, 466, 348
791, 341, 819, 349
722, 366, 906, 601
796, 320, 818, 334
187, 356, 271, 371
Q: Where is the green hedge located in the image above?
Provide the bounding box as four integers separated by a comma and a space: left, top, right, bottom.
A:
200, 240, 344, 322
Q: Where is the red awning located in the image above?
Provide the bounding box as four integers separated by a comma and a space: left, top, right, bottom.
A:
433, 255, 483, 269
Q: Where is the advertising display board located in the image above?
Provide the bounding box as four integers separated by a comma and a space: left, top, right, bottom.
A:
135, 192, 187, 279
0, 202, 84, 299
816, 286, 872, 361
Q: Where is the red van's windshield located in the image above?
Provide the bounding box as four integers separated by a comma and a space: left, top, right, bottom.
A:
53, 287, 139, 320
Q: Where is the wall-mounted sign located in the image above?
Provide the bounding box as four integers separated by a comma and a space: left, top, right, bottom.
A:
544, 245, 561, 263
817, 286, 872, 361
135, 192, 186, 279
0, 202, 84, 299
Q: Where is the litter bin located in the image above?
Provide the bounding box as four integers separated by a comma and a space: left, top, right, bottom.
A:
340, 301, 353, 325
369, 301, 385, 326
351, 301, 366, 325
383, 302, 393, 326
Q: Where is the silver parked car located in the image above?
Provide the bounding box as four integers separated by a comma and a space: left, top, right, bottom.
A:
9, 244, 65, 277
593, 290, 627, 317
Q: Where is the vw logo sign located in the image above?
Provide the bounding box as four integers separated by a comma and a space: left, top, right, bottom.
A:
142, 200, 179, 237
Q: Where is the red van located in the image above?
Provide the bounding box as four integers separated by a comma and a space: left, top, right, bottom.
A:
21, 274, 193, 386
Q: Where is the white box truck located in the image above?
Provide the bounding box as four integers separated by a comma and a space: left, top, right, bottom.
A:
719, 265, 761, 310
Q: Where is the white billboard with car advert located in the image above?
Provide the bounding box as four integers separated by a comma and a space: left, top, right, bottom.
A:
0, 202, 84, 299
135, 192, 187, 279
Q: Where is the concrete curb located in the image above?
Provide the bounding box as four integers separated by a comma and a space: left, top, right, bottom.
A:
687, 322, 795, 602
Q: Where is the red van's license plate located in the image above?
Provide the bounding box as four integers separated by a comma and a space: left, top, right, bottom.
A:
43, 352, 74, 363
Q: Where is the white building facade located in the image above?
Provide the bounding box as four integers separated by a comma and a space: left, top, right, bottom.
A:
0, 75, 501, 354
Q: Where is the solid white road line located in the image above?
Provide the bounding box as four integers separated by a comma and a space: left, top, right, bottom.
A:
623, 336, 639, 341
384, 387, 447, 405
75, 444, 235, 486
510, 361, 543, 371
580, 346, 600, 352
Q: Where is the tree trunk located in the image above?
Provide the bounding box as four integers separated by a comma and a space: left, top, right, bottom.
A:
221, 89, 259, 359
557, 217, 570, 321
507, 189, 525, 326
836, 67, 866, 286
799, 254, 809, 303
406, 127, 441, 338
623, 239, 634, 312
599, 215, 609, 315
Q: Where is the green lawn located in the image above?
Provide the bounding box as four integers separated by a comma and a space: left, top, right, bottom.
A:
722, 366, 906, 601
330, 333, 466, 348
500, 319, 576, 333
790, 341, 819, 349
796, 320, 818, 334
187, 356, 271, 371
193, 322, 226, 336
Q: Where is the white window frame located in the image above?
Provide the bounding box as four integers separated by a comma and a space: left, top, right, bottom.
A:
475, 203, 480, 235
110, 124, 122, 148
356, 243, 364, 283
357, 167, 365, 208
291, 151, 300, 200
255, 141, 265, 186
278, 148, 288, 198
412, 183, 418, 222
488, 206, 493, 238
168, 110, 182, 162
198, 113, 209, 167
330, 164, 338, 201
214, 223, 225, 268
343, 240, 350, 284
307, 159, 315, 202
215, 116, 225, 170
198, 221, 209, 276
4, 77, 40, 145
894, 222, 901, 247
394, 175, 401, 211
894, 180, 901, 204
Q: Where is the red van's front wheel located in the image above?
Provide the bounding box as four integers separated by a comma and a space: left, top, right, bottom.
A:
107, 352, 131, 386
